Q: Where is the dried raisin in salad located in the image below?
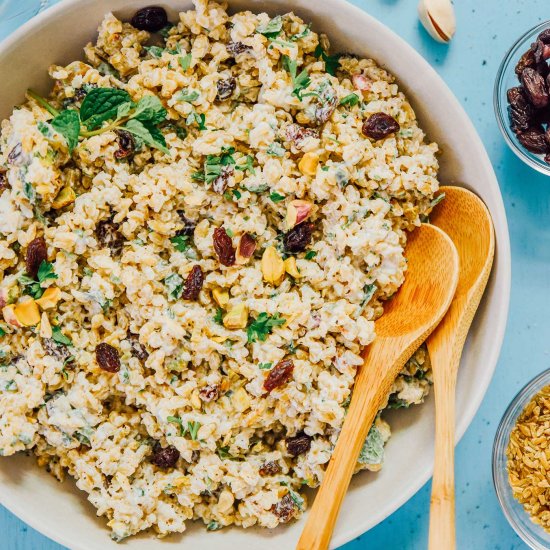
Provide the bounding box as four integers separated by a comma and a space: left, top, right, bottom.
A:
0, 0, 439, 541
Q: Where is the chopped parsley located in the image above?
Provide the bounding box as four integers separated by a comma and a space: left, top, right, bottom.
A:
186, 111, 207, 130
213, 308, 224, 325
170, 235, 190, 252
290, 24, 311, 41
247, 312, 285, 343
178, 89, 200, 102
258, 362, 273, 370
187, 421, 201, 440
164, 273, 184, 300
269, 192, 285, 203
52, 325, 72, 346
304, 250, 317, 260
178, 53, 192, 71
193, 147, 236, 184
282, 55, 311, 100
256, 15, 283, 39
167, 415, 185, 436
19, 260, 58, 299
314, 44, 341, 76
340, 93, 360, 106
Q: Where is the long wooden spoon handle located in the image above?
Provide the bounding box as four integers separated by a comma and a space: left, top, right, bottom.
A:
296, 355, 397, 550
428, 353, 458, 550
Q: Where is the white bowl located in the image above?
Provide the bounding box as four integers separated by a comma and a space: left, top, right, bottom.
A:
0, 1, 511, 548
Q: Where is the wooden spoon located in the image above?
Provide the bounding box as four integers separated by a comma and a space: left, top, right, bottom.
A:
297, 223, 459, 550
427, 186, 495, 550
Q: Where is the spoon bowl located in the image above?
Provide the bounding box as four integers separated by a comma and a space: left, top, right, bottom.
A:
297, 223, 459, 550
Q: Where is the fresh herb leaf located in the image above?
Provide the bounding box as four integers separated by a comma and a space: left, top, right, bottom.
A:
236, 154, 255, 175
124, 118, 169, 154
200, 148, 236, 184
314, 44, 341, 76
165, 273, 184, 300
339, 93, 360, 107
266, 142, 285, 157
358, 424, 385, 465
37, 261, 58, 284
133, 95, 167, 125
354, 283, 377, 318
206, 520, 222, 531
232, 189, 242, 200
247, 312, 285, 343
52, 325, 72, 346
178, 89, 200, 102
282, 55, 310, 99
186, 111, 207, 130
0, 327, 5, 337
304, 250, 317, 260
51, 110, 81, 153
187, 421, 201, 440
269, 192, 285, 203
167, 415, 185, 436
18, 274, 42, 299
213, 308, 224, 325
80, 88, 131, 130
429, 193, 445, 209
290, 24, 311, 41
225, 228, 234, 238
145, 45, 165, 58
258, 362, 273, 370
159, 24, 174, 38
217, 446, 233, 459
178, 53, 192, 71
97, 62, 120, 78
170, 235, 190, 252
256, 15, 283, 39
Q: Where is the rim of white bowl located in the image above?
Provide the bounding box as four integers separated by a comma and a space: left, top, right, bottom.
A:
0, 0, 512, 548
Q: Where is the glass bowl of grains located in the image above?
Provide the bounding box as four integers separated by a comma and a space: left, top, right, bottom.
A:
493, 369, 550, 549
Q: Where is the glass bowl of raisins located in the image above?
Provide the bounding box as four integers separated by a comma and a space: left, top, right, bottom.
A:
495, 21, 550, 174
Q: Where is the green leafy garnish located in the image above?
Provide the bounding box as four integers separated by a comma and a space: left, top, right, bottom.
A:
256, 15, 283, 39
167, 415, 185, 436
195, 147, 236, 184
266, 142, 285, 157
213, 308, 224, 325
145, 45, 165, 58
187, 421, 201, 440
124, 118, 169, 154
186, 111, 207, 130
170, 235, 190, 252
282, 55, 311, 100
52, 325, 72, 346
37, 261, 58, 284
179, 53, 192, 71
304, 250, 317, 260
0, 327, 6, 338
258, 362, 273, 370
314, 44, 341, 76
217, 446, 233, 459
269, 192, 285, 203
340, 93, 360, 107
132, 95, 167, 124
354, 283, 377, 319
236, 154, 256, 175
247, 312, 285, 343
50, 110, 80, 153
178, 89, 200, 102
429, 193, 446, 209
80, 87, 131, 130
19, 260, 58, 299
206, 520, 222, 531
164, 273, 184, 300
290, 24, 311, 41
358, 424, 385, 465
232, 189, 242, 200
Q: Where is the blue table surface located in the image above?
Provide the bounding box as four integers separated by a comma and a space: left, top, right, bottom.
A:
1, 0, 549, 548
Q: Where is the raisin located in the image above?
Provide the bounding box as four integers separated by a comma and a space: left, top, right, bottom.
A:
0, 170, 8, 192
114, 130, 135, 160
271, 493, 297, 523
286, 433, 312, 457
212, 165, 233, 194
182, 265, 204, 300
25, 237, 47, 279
43, 338, 73, 363
151, 442, 180, 468
521, 68, 550, 109
264, 358, 294, 393
285, 124, 319, 149
507, 87, 533, 133
362, 112, 400, 140
259, 460, 281, 476
516, 48, 537, 77
7, 143, 22, 165
176, 211, 196, 236
283, 222, 314, 254
95, 343, 121, 373
227, 41, 252, 57
127, 333, 149, 362
131, 6, 168, 32
238, 233, 256, 260
95, 217, 124, 257
213, 227, 236, 266
199, 384, 220, 402
518, 127, 549, 154
216, 77, 236, 100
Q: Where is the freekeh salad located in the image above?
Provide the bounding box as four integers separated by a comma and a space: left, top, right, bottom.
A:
0, 0, 439, 540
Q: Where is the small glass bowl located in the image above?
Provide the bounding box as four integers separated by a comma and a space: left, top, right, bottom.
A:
494, 20, 550, 175
493, 368, 550, 549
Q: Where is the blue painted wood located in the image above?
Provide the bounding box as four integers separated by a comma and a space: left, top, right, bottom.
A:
2, 1, 548, 548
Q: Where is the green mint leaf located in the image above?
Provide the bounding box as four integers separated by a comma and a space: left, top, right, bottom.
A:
269, 192, 285, 203
18, 274, 43, 299
256, 15, 283, 38
0, 327, 6, 337
80, 88, 131, 130
282, 55, 297, 80
51, 110, 80, 153
258, 362, 273, 370
145, 45, 164, 58
236, 154, 255, 175
217, 446, 232, 459
52, 325, 72, 346
179, 53, 192, 71
354, 283, 377, 318
186, 111, 207, 130
340, 93, 360, 106
37, 121, 54, 139
266, 142, 285, 157
290, 24, 311, 41
97, 62, 120, 78
132, 95, 167, 124
282, 55, 310, 99
247, 312, 285, 343
124, 119, 170, 154
304, 250, 317, 260
314, 45, 341, 76
232, 189, 242, 200
167, 415, 186, 436
187, 421, 201, 440
164, 273, 184, 299
178, 89, 200, 102
37, 261, 58, 284
170, 235, 190, 252
116, 101, 135, 119
213, 308, 224, 324
358, 424, 385, 465
192, 171, 206, 181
